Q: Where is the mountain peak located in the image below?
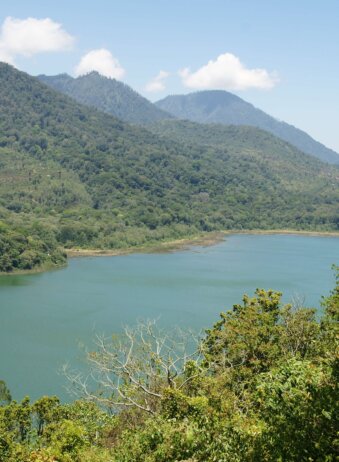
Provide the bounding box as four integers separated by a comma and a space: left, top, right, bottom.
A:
38, 72, 173, 124
155, 91, 339, 164
78, 70, 108, 79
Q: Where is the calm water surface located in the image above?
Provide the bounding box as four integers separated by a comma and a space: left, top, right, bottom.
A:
0, 234, 338, 401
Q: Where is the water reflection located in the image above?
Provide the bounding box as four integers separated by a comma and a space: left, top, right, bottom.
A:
0, 274, 33, 287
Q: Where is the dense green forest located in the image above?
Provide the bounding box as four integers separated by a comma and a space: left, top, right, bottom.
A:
0, 219, 66, 272
155, 91, 339, 165
0, 270, 338, 461
38, 72, 173, 124
0, 63, 339, 273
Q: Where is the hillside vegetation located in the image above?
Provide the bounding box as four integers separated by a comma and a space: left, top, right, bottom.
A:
0, 271, 338, 461
155, 90, 339, 165
38, 72, 173, 124
0, 63, 338, 272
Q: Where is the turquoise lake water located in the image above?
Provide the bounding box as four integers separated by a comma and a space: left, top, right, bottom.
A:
0, 234, 338, 401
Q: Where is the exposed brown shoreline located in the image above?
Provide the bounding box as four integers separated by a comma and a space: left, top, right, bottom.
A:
65, 231, 227, 258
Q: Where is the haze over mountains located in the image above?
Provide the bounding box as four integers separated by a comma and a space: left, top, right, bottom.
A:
0, 62, 338, 272
156, 91, 339, 165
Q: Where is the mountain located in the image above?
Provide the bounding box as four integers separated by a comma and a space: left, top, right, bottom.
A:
0, 63, 338, 272
38, 72, 173, 124
155, 91, 339, 165
149, 118, 339, 182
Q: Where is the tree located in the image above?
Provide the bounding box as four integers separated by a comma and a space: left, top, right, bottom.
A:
64, 321, 204, 415
203, 289, 283, 374
253, 357, 338, 460
0, 381, 11, 406
203, 289, 321, 378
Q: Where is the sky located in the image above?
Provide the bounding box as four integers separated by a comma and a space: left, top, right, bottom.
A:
0, 0, 338, 152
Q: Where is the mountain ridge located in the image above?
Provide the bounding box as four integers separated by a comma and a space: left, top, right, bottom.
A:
155, 90, 339, 165
38, 71, 174, 124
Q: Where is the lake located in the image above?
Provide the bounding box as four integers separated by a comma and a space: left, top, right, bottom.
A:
0, 234, 338, 401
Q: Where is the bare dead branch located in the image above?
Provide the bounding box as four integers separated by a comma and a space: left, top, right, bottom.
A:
63, 320, 204, 414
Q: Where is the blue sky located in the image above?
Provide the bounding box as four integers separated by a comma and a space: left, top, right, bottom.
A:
1, 0, 338, 152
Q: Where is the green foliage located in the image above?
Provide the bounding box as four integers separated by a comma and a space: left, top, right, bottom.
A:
63, 401, 113, 445
322, 265, 339, 321
0, 397, 115, 462
204, 289, 283, 374
0, 220, 66, 272
0, 63, 338, 271
253, 358, 338, 460
161, 388, 209, 420
33, 397, 61, 436
45, 420, 87, 462
0, 381, 11, 406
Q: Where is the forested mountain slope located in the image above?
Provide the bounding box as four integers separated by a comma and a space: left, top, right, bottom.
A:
155, 90, 339, 165
0, 63, 338, 272
38, 72, 173, 124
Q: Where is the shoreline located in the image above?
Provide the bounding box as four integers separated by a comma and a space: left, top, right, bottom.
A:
0, 261, 67, 277
65, 231, 227, 258
1, 229, 338, 276
65, 229, 339, 258
232, 229, 339, 237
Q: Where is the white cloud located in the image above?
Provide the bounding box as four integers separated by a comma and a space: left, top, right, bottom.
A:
74, 49, 125, 79
179, 53, 278, 91
0, 17, 74, 63
145, 70, 169, 93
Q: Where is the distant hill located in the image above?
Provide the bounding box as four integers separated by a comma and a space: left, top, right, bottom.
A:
0, 63, 338, 272
155, 91, 339, 165
38, 72, 173, 124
